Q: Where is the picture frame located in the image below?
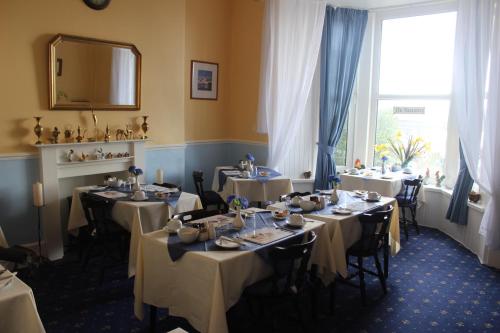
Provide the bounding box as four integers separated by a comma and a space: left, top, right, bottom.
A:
190, 60, 218, 100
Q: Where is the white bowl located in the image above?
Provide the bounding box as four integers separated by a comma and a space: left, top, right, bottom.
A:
299, 200, 317, 212
109, 179, 124, 187
178, 227, 199, 244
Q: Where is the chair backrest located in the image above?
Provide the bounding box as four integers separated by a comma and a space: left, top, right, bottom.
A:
79, 192, 116, 235
279, 191, 312, 202
270, 231, 317, 293
401, 178, 423, 204
172, 209, 221, 224
192, 171, 205, 197
357, 205, 394, 253
153, 182, 182, 191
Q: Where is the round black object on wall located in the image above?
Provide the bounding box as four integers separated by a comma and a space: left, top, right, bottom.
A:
83, 0, 111, 10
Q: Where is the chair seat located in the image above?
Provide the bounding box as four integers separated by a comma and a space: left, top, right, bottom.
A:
395, 194, 416, 207
202, 190, 226, 205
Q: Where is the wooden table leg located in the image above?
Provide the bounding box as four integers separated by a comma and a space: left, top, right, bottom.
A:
150, 305, 157, 332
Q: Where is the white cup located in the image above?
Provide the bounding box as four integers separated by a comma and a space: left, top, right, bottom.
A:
242, 171, 251, 178
133, 190, 147, 200
166, 218, 182, 233
367, 191, 380, 200
291, 196, 302, 206
289, 214, 305, 226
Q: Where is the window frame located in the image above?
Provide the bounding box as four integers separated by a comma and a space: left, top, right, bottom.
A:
363, 1, 458, 165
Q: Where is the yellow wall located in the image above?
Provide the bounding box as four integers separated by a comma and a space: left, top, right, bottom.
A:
0, 0, 186, 153
0, 0, 266, 154
227, 0, 267, 143
184, 0, 231, 142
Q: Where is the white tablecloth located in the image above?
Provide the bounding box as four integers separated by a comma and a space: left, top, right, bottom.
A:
0, 264, 45, 333
133, 219, 335, 333
68, 186, 203, 276
0, 226, 8, 248
340, 171, 425, 202
212, 166, 293, 202
268, 191, 400, 278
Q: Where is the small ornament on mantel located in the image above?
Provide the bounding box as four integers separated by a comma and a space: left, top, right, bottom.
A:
104, 124, 110, 143
423, 168, 431, 185
141, 116, 149, 139
51, 126, 60, 144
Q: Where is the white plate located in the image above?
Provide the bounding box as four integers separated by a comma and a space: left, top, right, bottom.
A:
363, 197, 381, 202
131, 197, 148, 201
215, 238, 241, 249
271, 210, 289, 220
332, 208, 353, 215
353, 190, 367, 197
381, 175, 393, 179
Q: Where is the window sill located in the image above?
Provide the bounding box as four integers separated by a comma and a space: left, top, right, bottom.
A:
423, 184, 485, 214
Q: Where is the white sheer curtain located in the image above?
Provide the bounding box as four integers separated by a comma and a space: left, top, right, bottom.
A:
111, 48, 136, 105
258, 0, 326, 170
451, 0, 500, 248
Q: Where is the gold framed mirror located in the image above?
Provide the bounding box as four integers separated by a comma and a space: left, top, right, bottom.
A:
49, 34, 141, 110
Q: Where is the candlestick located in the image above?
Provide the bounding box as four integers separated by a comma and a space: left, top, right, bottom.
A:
32, 182, 44, 207
156, 169, 164, 184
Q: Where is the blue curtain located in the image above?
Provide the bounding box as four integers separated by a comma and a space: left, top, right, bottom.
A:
446, 143, 474, 225
314, 7, 367, 190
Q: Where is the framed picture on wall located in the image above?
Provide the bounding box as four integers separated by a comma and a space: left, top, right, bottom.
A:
190, 60, 218, 100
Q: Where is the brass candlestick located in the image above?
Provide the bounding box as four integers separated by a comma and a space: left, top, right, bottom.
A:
76, 125, 85, 143
141, 116, 149, 139
33, 117, 43, 144
104, 124, 110, 143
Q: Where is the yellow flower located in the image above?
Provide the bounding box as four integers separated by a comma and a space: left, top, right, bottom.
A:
380, 151, 391, 158
374, 144, 387, 152
395, 130, 403, 141
424, 142, 432, 152
415, 136, 423, 143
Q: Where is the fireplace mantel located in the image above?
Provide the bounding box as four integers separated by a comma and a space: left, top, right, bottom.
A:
34, 140, 147, 259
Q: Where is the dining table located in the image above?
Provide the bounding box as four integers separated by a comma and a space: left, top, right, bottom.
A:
267, 190, 401, 278
0, 263, 46, 333
339, 170, 423, 197
212, 166, 293, 203
67, 185, 203, 276
133, 209, 336, 333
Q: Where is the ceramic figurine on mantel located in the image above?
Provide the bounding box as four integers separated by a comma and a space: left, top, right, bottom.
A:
64, 128, 74, 143
141, 116, 149, 139
51, 126, 60, 144
435, 171, 445, 187
33, 116, 43, 144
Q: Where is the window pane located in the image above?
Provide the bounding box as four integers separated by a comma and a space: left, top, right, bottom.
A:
379, 12, 456, 95
374, 99, 449, 174
334, 122, 348, 166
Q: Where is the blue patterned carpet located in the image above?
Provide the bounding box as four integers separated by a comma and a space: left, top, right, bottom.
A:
18, 226, 500, 333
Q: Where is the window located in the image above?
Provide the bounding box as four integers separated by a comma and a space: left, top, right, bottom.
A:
372, 10, 457, 174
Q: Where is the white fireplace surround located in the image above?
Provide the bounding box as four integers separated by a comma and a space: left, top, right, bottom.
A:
34, 140, 146, 260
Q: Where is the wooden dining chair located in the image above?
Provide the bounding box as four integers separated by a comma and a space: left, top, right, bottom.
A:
192, 171, 228, 212
79, 193, 129, 284
172, 209, 221, 224
243, 231, 318, 331
396, 178, 423, 240
343, 206, 394, 305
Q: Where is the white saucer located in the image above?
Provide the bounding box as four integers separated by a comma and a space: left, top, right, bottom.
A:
363, 197, 381, 202
131, 197, 148, 201
332, 208, 353, 215
381, 175, 393, 179
215, 238, 241, 249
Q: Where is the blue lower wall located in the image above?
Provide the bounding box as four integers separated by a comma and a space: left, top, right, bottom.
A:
0, 141, 268, 246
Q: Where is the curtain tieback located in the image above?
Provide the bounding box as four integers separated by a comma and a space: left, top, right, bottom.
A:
317, 143, 335, 156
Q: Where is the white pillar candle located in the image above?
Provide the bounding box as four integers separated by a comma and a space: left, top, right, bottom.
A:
33, 182, 44, 207
156, 169, 164, 184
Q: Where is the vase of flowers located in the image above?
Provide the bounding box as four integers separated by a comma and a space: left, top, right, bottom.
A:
227, 195, 249, 229
128, 165, 143, 191
245, 153, 255, 176
328, 174, 341, 204
375, 131, 431, 170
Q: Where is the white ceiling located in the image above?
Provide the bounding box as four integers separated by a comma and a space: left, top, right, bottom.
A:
328, 0, 439, 10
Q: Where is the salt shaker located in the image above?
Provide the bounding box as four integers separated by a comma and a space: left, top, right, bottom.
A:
208, 223, 216, 240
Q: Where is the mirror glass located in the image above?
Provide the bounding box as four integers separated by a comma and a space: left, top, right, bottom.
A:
49, 34, 141, 110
